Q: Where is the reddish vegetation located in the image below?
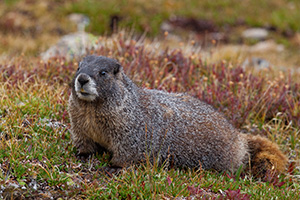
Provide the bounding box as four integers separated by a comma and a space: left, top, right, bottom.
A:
0, 35, 298, 199
1, 37, 299, 129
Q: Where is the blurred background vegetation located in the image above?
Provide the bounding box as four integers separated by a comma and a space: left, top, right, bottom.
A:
1, 0, 300, 60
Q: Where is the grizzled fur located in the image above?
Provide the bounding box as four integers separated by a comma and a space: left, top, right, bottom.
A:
68, 55, 287, 175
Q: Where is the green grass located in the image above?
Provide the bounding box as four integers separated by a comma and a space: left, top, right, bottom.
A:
0, 33, 299, 198
2, 0, 300, 57
61, 0, 300, 35
0, 0, 300, 198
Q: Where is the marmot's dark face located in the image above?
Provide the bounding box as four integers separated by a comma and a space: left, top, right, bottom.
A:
71, 55, 121, 102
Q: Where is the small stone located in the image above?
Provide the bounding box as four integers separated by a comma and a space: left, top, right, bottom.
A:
68, 13, 90, 32
242, 28, 269, 40
250, 40, 284, 52
241, 57, 270, 71
160, 21, 174, 32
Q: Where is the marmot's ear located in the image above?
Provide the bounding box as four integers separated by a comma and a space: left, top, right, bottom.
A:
114, 63, 121, 75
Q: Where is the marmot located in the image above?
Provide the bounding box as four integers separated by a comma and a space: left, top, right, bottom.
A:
68, 55, 287, 177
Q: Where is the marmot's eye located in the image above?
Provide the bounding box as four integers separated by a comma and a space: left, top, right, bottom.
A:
99, 71, 107, 76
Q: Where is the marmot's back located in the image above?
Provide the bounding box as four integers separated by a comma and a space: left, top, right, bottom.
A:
68, 55, 287, 177
138, 89, 248, 171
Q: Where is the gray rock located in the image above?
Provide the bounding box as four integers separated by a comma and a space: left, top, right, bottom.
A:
41, 32, 98, 61
242, 57, 270, 70
250, 40, 284, 52
41, 13, 94, 61
68, 13, 90, 32
242, 28, 269, 40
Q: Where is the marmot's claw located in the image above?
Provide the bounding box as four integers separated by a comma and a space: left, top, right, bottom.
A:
99, 166, 122, 177
76, 152, 91, 161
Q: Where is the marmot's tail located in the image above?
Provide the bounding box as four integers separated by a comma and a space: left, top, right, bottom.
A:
244, 134, 288, 178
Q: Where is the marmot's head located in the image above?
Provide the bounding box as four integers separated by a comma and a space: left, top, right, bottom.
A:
71, 55, 122, 102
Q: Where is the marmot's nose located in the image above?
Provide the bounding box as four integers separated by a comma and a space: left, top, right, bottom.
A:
77, 74, 89, 86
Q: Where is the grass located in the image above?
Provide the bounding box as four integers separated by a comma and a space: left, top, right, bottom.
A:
1, 0, 300, 58
0, 33, 299, 199
1, 0, 300, 198
62, 0, 300, 34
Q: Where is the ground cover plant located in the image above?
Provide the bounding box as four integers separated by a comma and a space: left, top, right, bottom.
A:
1, 0, 300, 63
1, 0, 300, 199
0, 33, 299, 199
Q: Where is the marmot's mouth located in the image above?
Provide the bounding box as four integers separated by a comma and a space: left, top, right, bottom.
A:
80, 92, 90, 96
76, 90, 97, 101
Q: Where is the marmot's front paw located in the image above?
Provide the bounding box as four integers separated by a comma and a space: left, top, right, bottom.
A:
99, 166, 122, 177
76, 152, 92, 161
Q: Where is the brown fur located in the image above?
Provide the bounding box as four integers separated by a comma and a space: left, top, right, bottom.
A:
244, 134, 288, 177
